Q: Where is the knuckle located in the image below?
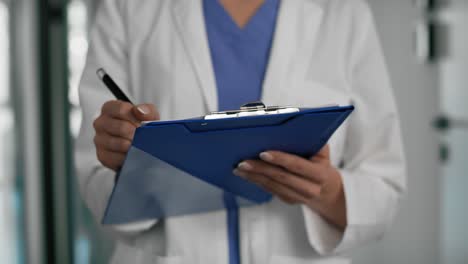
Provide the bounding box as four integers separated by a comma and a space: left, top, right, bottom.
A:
119, 140, 131, 152
308, 186, 321, 198
280, 196, 295, 205
316, 173, 326, 184
93, 115, 105, 131
282, 157, 294, 168
98, 151, 116, 170
110, 120, 120, 132
306, 190, 317, 199
252, 175, 266, 186
123, 123, 136, 137
246, 161, 259, 172
96, 150, 105, 163
312, 170, 325, 184
267, 170, 281, 181
102, 100, 117, 113
290, 162, 304, 173
118, 123, 129, 136
316, 186, 323, 197
101, 101, 111, 112
109, 137, 120, 149
118, 101, 133, 119
275, 171, 288, 182
92, 117, 99, 130
105, 161, 115, 171
109, 137, 129, 152
106, 137, 115, 147
118, 104, 129, 118
262, 178, 275, 190
128, 122, 137, 132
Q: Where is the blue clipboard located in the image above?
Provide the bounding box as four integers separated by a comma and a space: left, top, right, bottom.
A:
102, 105, 354, 224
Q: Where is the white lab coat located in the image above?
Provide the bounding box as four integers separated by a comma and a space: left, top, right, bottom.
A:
75, 0, 407, 263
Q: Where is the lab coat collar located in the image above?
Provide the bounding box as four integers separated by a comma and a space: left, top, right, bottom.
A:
172, 0, 219, 112
262, 0, 324, 105
172, 0, 324, 111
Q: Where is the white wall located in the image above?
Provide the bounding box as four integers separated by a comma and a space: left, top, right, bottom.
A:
351, 1, 441, 263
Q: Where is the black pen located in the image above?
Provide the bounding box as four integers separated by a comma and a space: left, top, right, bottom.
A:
96, 68, 134, 105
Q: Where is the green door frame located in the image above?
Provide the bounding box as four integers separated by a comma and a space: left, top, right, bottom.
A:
37, 0, 74, 263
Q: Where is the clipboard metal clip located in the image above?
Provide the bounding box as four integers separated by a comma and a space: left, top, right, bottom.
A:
240, 101, 267, 111
205, 101, 300, 120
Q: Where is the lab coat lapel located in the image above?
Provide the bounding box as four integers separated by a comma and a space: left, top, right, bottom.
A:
172, 0, 218, 112
262, 0, 324, 105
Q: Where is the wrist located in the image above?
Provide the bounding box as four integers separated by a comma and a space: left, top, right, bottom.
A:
308, 168, 347, 231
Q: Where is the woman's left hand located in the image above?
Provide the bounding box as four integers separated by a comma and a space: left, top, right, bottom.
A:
233, 145, 347, 230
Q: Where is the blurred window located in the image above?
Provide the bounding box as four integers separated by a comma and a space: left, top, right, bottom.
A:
0, 1, 19, 263
68, 0, 87, 138
0, 2, 9, 105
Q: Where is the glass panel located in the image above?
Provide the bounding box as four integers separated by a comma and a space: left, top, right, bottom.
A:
68, 1, 114, 263
68, 0, 87, 137
438, 3, 468, 264
0, 2, 9, 104
442, 130, 468, 263
0, 2, 20, 263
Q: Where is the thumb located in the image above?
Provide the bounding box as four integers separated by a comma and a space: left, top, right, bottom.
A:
133, 104, 160, 121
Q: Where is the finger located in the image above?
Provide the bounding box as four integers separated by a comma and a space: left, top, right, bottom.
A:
96, 149, 126, 172
310, 144, 330, 163
238, 160, 322, 199
94, 116, 137, 141
259, 151, 325, 183
276, 195, 297, 205
94, 133, 132, 153
234, 169, 307, 204
132, 104, 160, 122
101, 100, 140, 125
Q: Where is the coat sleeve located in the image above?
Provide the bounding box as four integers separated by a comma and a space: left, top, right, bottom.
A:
301, 0, 407, 255
74, 0, 157, 237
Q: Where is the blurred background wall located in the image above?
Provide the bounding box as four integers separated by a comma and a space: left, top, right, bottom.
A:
0, 0, 467, 263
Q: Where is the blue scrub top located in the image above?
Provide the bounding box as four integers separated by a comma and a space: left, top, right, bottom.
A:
203, 1, 280, 263
204, 0, 280, 111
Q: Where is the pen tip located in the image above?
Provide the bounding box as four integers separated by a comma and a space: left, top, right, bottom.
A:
96, 68, 106, 79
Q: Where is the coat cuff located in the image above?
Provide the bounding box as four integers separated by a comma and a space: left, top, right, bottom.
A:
301, 205, 344, 255
81, 166, 117, 222
302, 169, 399, 255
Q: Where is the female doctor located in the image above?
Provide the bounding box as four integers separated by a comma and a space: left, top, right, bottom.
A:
75, 0, 406, 263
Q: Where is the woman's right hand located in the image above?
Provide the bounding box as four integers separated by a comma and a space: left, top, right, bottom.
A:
93, 100, 160, 171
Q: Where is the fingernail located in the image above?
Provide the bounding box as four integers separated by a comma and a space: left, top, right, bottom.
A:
137, 105, 149, 115
260, 152, 274, 162
233, 169, 247, 178
238, 162, 253, 171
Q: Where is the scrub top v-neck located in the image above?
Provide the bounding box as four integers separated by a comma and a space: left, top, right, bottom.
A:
204, 0, 280, 111
203, 1, 280, 264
